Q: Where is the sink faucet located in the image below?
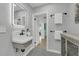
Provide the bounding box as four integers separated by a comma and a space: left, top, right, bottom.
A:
20, 30, 25, 35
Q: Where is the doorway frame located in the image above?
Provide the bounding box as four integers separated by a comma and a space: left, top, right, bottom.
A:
32, 11, 49, 51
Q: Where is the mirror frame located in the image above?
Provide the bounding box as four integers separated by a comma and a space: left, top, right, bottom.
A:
13, 3, 26, 28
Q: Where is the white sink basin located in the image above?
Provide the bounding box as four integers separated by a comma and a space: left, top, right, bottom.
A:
12, 34, 32, 44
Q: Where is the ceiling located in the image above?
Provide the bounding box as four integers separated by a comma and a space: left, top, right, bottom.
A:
14, 4, 24, 12
14, 3, 48, 11
29, 3, 48, 8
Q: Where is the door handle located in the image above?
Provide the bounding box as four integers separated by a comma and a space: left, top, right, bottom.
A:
50, 30, 55, 32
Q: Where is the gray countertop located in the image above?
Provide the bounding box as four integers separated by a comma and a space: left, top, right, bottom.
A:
61, 33, 79, 46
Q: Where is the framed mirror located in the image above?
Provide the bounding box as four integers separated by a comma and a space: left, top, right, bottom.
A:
13, 3, 26, 28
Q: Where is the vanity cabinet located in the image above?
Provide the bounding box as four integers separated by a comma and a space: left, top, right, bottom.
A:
13, 39, 33, 56
61, 33, 79, 56
61, 37, 66, 56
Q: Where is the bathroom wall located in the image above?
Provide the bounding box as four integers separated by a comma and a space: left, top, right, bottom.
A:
33, 3, 71, 53
33, 3, 79, 35
0, 3, 15, 56
64, 4, 79, 35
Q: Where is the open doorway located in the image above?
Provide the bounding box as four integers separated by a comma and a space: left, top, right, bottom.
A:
37, 23, 47, 49
33, 12, 48, 50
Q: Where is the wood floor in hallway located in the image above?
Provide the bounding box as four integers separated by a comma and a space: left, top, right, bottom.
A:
37, 39, 47, 49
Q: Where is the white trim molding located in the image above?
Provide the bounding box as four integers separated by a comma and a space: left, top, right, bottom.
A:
47, 49, 61, 54
24, 44, 35, 56
32, 11, 48, 49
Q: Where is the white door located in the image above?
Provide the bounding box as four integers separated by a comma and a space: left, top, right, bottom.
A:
33, 12, 48, 49
33, 17, 40, 47
33, 17, 37, 47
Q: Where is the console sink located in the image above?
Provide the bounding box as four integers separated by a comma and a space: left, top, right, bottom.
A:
12, 32, 32, 44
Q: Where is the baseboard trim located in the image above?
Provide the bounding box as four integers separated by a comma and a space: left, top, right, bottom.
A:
47, 49, 61, 54
24, 45, 35, 56
36, 41, 40, 46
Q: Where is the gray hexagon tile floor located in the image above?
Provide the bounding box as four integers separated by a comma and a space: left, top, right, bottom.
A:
27, 48, 61, 56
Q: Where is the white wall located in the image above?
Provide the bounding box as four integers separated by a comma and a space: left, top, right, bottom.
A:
64, 4, 79, 35
33, 3, 71, 53
0, 3, 15, 56
33, 3, 79, 35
